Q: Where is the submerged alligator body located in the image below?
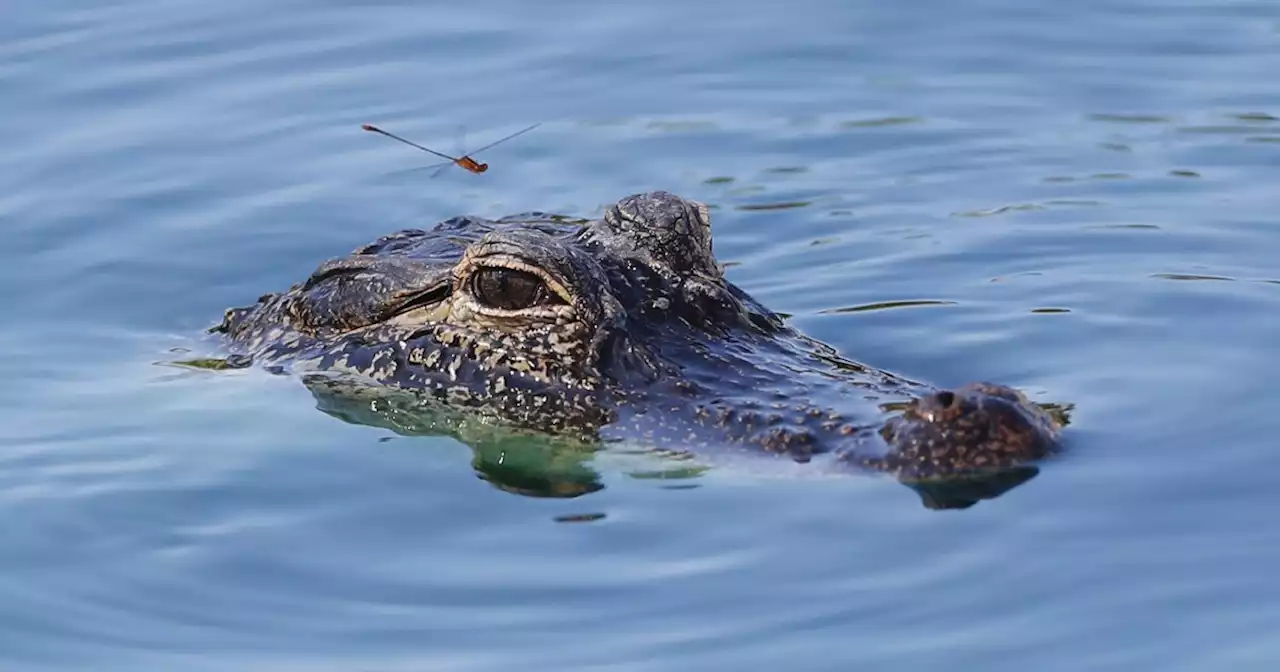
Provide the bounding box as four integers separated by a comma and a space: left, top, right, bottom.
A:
213, 191, 1065, 508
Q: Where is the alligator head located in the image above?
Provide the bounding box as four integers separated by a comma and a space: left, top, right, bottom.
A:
213, 191, 1066, 509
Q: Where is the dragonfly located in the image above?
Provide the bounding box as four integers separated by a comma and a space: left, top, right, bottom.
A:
361, 122, 541, 177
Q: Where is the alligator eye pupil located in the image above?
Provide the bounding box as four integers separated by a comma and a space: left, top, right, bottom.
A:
472, 267, 551, 310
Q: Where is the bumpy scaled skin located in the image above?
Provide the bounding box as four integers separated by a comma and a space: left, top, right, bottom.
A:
214, 191, 1062, 487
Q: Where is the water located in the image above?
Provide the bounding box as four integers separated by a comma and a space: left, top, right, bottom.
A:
3, 0, 1279, 668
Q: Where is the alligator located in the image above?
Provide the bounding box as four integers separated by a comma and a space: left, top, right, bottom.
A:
211, 191, 1068, 509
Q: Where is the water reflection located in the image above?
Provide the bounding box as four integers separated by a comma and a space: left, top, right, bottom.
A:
905, 466, 1041, 511
297, 372, 1072, 513
305, 374, 610, 500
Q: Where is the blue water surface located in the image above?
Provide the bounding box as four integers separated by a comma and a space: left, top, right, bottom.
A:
3, 0, 1280, 669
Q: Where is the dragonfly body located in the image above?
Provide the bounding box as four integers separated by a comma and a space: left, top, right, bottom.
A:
362, 122, 539, 175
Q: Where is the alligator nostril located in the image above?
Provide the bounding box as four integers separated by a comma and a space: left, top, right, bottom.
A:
934, 390, 956, 409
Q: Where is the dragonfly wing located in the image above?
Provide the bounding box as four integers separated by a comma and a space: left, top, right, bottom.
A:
466, 122, 542, 156
362, 124, 459, 162
381, 160, 454, 179
429, 162, 454, 179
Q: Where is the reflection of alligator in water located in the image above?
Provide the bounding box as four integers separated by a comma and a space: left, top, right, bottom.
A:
211, 191, 1071, 510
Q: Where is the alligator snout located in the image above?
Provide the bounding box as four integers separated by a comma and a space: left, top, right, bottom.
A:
862, 382, 1063, 480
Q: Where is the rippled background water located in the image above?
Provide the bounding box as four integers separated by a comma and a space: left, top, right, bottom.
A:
3, 0, 1280, 669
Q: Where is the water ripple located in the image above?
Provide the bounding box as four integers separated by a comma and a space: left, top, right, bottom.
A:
4, 0, 1280, 669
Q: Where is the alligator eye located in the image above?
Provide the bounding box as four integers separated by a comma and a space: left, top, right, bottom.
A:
470, 266, 561, 311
